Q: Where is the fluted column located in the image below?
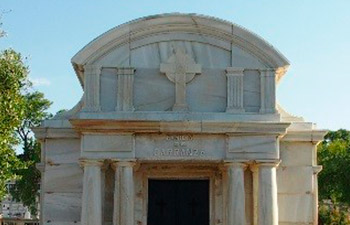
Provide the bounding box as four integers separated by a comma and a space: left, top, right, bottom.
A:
111, 160, 135, 225
80, 159, 105, 225
226, 67, 245, 113
253, 161, 280, 225
225, 162, 247, 225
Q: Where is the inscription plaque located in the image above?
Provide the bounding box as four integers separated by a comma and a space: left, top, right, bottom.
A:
135, 134, 225, 160
153, 135, 205, 157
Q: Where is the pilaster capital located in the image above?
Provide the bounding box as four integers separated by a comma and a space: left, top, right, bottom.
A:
223, 160, 248, 170
79, 158, 105, 168
83, 64, 102, 74
110, 159, 137, 170
250, 160, 281, 171
225, 67, 245, 76
116, 67, 135, 75
258, 68, 276, 77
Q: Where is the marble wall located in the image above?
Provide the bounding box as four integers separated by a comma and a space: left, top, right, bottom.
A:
98, 39, 262, 113
39, 134, 321, 225
278, 141, 319, 225
42, 139, 82, 225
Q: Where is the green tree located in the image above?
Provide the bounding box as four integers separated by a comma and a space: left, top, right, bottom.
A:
10, 92, 52, 216
318, 129, 350, 224
0, 49, 29, 199
318, 129, 350, 204
1, 19, 52, 217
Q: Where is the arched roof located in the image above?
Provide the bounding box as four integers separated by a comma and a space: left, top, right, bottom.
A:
72, 13, 289, 86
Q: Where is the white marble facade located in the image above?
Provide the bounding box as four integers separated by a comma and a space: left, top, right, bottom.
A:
34, 14, 327, 225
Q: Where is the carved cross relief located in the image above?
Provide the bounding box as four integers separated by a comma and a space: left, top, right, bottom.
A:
160, 47, 201, 111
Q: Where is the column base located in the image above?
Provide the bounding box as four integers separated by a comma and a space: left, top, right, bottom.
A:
172, 103, 189, 111
226, 107, 245, 113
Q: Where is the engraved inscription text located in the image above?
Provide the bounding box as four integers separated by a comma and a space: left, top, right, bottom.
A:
153, 135, 205, 157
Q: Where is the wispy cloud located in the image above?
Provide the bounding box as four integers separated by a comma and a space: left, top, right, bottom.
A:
30, 77, 51, 87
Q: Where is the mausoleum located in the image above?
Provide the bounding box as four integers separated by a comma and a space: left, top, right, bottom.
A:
34, 14, 327, 225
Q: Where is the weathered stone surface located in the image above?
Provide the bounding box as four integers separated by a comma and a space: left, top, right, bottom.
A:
277, 166, 314, 194
82, 133, 134, 152
43, 193, 81, 222
280, 142, 315, 166
278, 194, 314, 223
45, 139, 80, 164
227, 135, 278, 160
44, 163, 83, 193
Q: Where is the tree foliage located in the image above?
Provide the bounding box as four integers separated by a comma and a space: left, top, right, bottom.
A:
319, 202, 350, 225
0, 49, 29, 199
10, 92, 52, 216
0, 46, 52, 216
318, 129, 350, 225
318, 129, 350, 204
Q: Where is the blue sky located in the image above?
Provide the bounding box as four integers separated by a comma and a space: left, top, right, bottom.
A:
0, 0, 349, 130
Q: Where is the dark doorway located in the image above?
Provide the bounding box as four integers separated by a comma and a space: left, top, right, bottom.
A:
147, 179, 209, 225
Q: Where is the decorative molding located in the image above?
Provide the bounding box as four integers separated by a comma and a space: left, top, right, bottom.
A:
32, 127, 79, 140
281, 130, 328, 144
115, 67, 135, 112
225, 67, 245, 113
313, 165, 323, 175
70, 119, 290, 135
160, 47, 201, 111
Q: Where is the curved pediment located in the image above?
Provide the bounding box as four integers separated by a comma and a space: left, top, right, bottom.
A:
68, 13, 294, 116
72, 13, 289, 86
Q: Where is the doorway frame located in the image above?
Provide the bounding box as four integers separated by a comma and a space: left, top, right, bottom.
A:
134, 162, 223, 225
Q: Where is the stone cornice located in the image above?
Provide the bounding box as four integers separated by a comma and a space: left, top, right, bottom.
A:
32, 127, 79, 140
69, 119, 290, 136
281, 130, 328, 144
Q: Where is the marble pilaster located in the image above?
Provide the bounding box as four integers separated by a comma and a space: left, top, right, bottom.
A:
79, 159, 105, 225
111, 160, 136, 225
116, 67, 135, 111
225, 67, 245, 113
83, 65, 102, 112
225, 162, 247, 225
259, 69, 276, 114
